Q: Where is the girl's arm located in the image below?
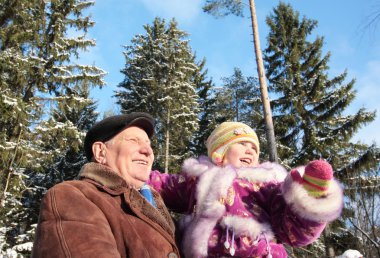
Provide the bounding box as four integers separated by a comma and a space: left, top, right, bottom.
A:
148, 170, 197, 213
262, 160, 343, 246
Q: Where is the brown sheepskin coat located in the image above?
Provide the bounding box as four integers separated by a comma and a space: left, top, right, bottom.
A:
32, 162, 180, 258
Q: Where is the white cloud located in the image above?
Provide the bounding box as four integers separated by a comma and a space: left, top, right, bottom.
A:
139, 0, 203, 23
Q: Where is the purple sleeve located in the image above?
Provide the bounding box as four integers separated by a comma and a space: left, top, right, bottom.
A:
148, 170, 197, 213
257, 175, 343, 247
267, 186, 326, 246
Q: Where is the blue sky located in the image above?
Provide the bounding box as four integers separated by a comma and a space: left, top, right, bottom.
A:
81, 0, 380, 145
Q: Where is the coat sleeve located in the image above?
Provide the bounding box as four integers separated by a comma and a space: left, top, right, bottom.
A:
259, 173, 343, 247
148, 170, 197, 213
32, 183, 121, 258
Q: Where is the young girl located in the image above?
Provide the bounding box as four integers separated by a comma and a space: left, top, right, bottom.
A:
149, 122, 343, 258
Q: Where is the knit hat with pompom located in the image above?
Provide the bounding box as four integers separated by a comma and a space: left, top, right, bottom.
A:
206, 122, 260, 165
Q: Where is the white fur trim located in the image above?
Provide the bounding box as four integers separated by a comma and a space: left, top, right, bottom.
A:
194, 167, 220, 215
183, 217, 218, 257
220, 215, 274, 241
237, 162, 288, 183
283, 175, 343, 222
182, 162, 238, 258
182, 166, 235, 258
182, 157, 213, 178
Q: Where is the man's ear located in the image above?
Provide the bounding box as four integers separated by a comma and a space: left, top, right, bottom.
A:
92, 142, 107, 164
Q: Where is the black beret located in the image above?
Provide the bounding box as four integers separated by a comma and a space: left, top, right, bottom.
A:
84, 112, 155, 161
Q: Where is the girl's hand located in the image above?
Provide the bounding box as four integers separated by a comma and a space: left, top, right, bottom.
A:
291, 160, 333, 198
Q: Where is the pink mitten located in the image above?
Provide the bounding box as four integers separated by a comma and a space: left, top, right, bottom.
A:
291, 160, 333, 198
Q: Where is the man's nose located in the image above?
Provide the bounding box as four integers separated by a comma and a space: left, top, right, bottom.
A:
140, 143, 153, 155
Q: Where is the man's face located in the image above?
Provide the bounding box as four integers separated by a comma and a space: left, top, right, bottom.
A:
104, 126, 154, 188
222, 141, 259, 168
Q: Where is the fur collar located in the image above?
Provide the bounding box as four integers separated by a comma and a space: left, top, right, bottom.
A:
181, 157, 285, 257
182, 156, 288, 184
79, 162, 128, 190
78, 162, 175, 236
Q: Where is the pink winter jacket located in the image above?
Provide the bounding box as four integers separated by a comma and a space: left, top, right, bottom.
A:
149, 156, 343, 258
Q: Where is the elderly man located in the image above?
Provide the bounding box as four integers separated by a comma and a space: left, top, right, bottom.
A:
32, 112, 180, 258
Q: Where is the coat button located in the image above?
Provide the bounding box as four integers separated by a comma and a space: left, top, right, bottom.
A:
168, 252, 178, 258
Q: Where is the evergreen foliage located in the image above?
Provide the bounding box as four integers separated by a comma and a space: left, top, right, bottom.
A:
203, 0, 244, 17
224, 69, 263, 128
215, 68, 268, 159
264, 2, 380, 256
0, 0, 105, 255
220, 68, 257, 123
36, 84, 98, 188
264, 2, 378, 169
202, 0, 280, 162
0, 1, 377, 256
116, 17, 201, 172
189, 58, 218, 157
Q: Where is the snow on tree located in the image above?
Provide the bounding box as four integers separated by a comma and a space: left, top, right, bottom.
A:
116, 17, 201, 172
264, 2, 377, 170
263, 3, 380, 256
203, 0, 279, 162
0, 0, 105, 256
189, 58, 220, 157
337, 249, 364, 258
35, 83, 98, 188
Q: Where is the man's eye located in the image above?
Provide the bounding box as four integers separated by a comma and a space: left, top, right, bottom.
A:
125, 138, 138, 143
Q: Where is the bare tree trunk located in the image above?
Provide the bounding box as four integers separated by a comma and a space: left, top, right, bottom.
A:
1, 127, 23, 207
323, 225, 335, 257
235, 90, 239, 121
164, 109, 170, 173
248, 0, 278, 162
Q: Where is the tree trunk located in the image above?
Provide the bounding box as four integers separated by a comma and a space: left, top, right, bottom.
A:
1, 127, 23, 207
323, 225, 335, 257
164, 109, 170, 173
235, 90, 239, 121
248, 0, 278, 162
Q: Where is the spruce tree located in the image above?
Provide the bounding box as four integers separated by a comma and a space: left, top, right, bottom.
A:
0, 0, 105, 255
189, 58, 219, 157
116, 17, 200, 172
203, 0, 279, 161
264, 2, 379, 256
36, 83, 98, 188
264, 2, 377, 169
220, 68, 260, 124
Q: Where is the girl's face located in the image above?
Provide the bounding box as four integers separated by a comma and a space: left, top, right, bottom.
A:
222, 141, 259, 168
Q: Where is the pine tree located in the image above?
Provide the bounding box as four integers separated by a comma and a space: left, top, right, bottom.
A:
214, 68, 267, 157
203, 0, 279, 161
36, 83, 98, 188
264, 2, 377, 169
116, 17, 200, 172
0, 0, 105, 255
264, 3, 379, 256
189, 58, 219, 157
220, 68, 260, 123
